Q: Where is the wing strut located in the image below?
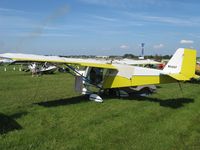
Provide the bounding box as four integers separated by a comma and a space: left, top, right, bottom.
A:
65, 64, 102, 89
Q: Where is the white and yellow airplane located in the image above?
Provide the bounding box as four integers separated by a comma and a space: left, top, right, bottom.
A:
0, 48, 197, 102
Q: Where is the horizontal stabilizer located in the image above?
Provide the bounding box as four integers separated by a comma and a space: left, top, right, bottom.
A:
167, 74, 190, 81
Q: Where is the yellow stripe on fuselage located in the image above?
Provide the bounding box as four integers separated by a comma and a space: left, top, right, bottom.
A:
103, 75, 176, 89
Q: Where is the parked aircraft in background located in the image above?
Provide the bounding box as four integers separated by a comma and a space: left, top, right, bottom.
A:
26, 62, 57, 75
0, 58, 13, 65
196, 61, 200, 75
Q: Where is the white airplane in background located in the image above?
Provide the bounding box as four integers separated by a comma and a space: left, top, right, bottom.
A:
0, 48, 197, 102
27, 62, 57, 75
0, 58, 13, 65
112, 58, 161, 66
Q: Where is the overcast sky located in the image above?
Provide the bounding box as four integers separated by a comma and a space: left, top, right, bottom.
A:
0, 0, 199, 55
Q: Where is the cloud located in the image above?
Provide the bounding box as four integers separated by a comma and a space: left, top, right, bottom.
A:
39, 33, 75, 37
153, 44, 164, 49
91, 15, 117, 22
120, 44, 129, 49
180, 40, 194, 44
79, 0, 123, 7
124, 12, 200, 27
79, 0, 165, 8
0, 8, 26, 13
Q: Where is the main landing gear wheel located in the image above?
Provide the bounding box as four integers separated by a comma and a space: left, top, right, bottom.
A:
89, 94, 103, 103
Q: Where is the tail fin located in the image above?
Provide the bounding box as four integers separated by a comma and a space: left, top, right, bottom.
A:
162, 48, 196, 81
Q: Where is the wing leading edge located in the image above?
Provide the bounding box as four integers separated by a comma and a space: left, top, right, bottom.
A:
0, 53, 116, 69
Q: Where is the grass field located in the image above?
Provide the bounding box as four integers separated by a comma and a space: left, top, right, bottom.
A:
0, 66, 200, 150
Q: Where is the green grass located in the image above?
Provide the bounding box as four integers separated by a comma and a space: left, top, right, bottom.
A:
0, 65, 200, 150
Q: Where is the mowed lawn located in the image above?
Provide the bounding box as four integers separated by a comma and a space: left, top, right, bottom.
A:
0, 65, 200, 150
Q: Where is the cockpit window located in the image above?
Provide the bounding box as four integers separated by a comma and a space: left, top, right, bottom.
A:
89, 68, 103, 84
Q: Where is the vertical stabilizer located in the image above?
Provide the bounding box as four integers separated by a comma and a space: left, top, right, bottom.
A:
162, 48, 196, 80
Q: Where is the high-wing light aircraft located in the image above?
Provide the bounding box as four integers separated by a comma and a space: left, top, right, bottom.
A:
112, 58, 161, 66
0, 58, 13, 65
0, 48, 197, 102
27, 62, 57, 75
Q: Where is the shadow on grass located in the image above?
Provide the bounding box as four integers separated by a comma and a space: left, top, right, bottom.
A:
0, 111, 27, 134
35, 96, 89, 107
124, 96, 194, 109
35, 93, 194, 109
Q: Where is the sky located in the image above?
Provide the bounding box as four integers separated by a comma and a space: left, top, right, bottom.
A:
0, 0, 199, 56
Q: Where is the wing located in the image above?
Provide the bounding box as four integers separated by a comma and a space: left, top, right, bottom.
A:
0, 53, 116, 69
